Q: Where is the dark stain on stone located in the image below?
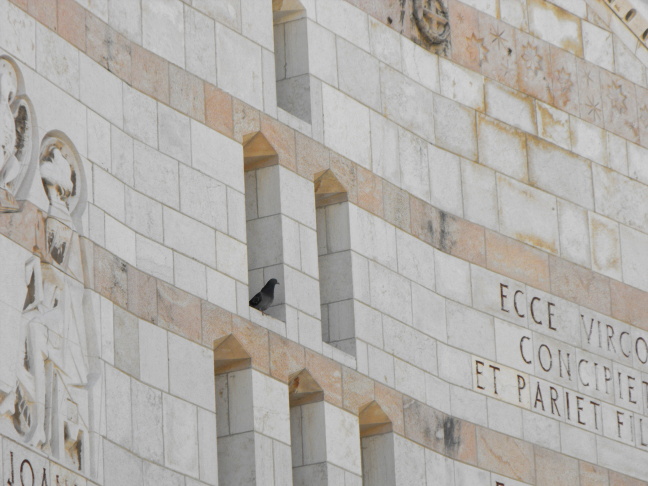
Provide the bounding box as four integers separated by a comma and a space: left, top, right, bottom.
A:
443, 416, 460, 453
439, 211, 451, 252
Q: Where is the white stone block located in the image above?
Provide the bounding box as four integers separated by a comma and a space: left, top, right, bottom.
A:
158, 103, 191, 164
262, 49, 277, 118
368, 344, 395, 386
337, 37, 381, 111
131, 380, 164, 463
125, 187, 163, 242
369, 261, 412, 325
191, 119, 245, 192
142, 0, 185, 67
446, 301, 495, 360
278, 167, 317, 229
168, 334, 215, 410
185, 6, 217, 84
425, 372, 451, 414
139, 320, 169, 391
105, 366, 132, 449
136, 235, 174, 282
537, 101, 571, 150
411, 282, 446, 341
353, 300, 384, 348
396, 229, 436, 289
399, 128, 430, 202
497, 174, 559, 254
163, 207, 216, 267
323, 402, 362, 475
582, 21, 613, 71
0, 0, 36, 68
123, 84, 158, 148
193, 0, 240, 31
80, 54, 123, 127
461, 159, 498, 230
560, 422, 596, 462
109, 0, 142, 43
217, 433, 256, 484
226, 369, 254, 435
593, 164, 648, 235
217, 231, 248, 283
100, 296, 115, 365
284, 266, 321, 318
36, 24, 79, 98
380, 64, 436, 142
402, 37, 440, 94
316, 0, 370, 51
494, 318, 534, 374
87, 111, 112, 172
322, 84, 371, 169
384, 316, 437, 374
174, 252, 207, 299
307, 20, 338, 87
557, 200, 590, 268
450, 386, 488, 427
569, 117, 606, 166
198, 408, 219, 484
485, 80, 536, 134
613, 36, 646, 87
163, 393, 199, 476
368, 17, 401, 70
607, 132, 628, 176
439, 58, 484, 111
324, 203, 351, 253
627, 141, 648, 185
94, 166, 125, 221
522, 409, 560, 449
621, 225, 648, 292
528, 135, 594, 209
103, 440, 142, 486
217, 24, 263, 110
349, 206, 397, 271
437, 342, 473, 389
206, 268, 238, 313
370, 111, 400, 186
319, 250, 353, 304
487, 397, 523, 438
180, 164, 228, 232
589, 212, 621, 280
252, 372, 291, 444
111, 126, 134, 185
478, 114, 528, 182
428, 143, 463, 217
143, 462, 184, 486
394, 358, 426, 402
433, 94, 477, 161
105, 214, 137, 265
435, 249, 471, 305
247, 215, 283, 270
134, 141, 180, 209
425, 449, 455, 486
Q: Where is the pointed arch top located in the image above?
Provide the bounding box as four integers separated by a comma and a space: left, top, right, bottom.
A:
314, 169, 348, 208
213, 335, 252, 374
288, 369, 324, 406
243, 132, 278, 171
359, 401, 393, 437
273, 0, 306, 22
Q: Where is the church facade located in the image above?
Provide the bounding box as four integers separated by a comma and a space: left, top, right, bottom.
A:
1, 0, 648, 484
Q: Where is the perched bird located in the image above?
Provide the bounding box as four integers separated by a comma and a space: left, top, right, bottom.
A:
249, 278, 280, 313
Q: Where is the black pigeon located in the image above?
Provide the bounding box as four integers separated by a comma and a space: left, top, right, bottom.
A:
249, 278, 280, 312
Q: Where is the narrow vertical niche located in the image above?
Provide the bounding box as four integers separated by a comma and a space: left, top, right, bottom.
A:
243, 132, 284, 319
314, 170, 354, 353
359, 402, 396, 486
273, 0, 311, 123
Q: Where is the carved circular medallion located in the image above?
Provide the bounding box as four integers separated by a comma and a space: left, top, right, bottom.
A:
413, 0, 450, 45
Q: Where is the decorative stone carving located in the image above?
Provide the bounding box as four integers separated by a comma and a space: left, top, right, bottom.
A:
413, 0, 450, 53
0, 131, 97, 474
0, 57, 35, 213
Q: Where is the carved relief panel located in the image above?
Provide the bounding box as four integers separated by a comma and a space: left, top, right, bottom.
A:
0, 56, 98, 478
0, 56, 36, 213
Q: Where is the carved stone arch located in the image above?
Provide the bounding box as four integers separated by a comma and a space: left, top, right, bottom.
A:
273, 0, 306, 23
314, 169, 348, 207
359, 401, 393, 437
213, 334, 252, 374
243, 131, 279, 171
0, 55, 38, 212
288, 369, 324, 406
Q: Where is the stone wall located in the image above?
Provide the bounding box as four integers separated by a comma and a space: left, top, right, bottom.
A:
0, 0, 647, 484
